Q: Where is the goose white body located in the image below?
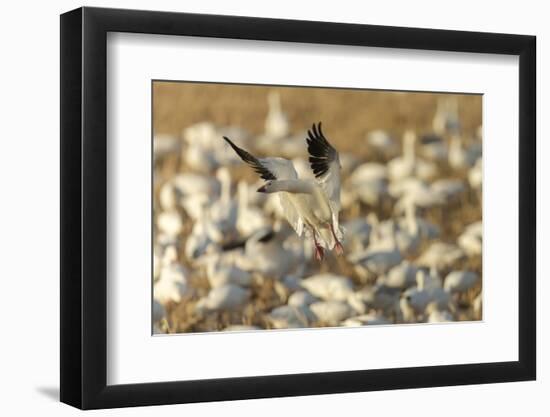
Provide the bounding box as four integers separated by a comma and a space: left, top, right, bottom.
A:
223, 123, 344, 257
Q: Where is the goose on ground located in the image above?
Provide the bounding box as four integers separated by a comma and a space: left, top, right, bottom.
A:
160, 172, 219, 214
338, 152, 362, 177
473, 292, 483, 319
236, 180, 270, 237
388, 130, 438, 181
153, 134, 181, 163
419, 133, 448, 162
264, 91, 290, 139
448, 132, 481, 169
426, 302, 454, 323
400, 271, 432, 320
184, 213, 220, 262
366, 129, 398, 157
369, 216, 419, 257
348, 223, 402, 276
343, 313, 391, 327
153, 299, 166, 324
351, 284, 401, 313
181, 123, 248, 171
199, 253, 253, 288
347, 163, 389, 206
235, 227, 302, 279
156, 210, 183, 237
223, 325, 260, 332
430, 178, 465, 201
160, 244, 179, 266
282, 275, 303, 291
379, 260, 418, 289
349, 162, 388, 184
195, 283, 250, 313
171, 172, 220, 197
223, 122, 344, 260
341, 218, 372, 252
432, 97, 460, 135
400, 267, 453, 321
182, 121, 220, 149
287, 290, 319, 308
416, 242, 465, 270
154, 261, 189, 304
300, 274, 354, 302
468, 158, 482, 191
394, 197, 421, 255
309, 300, 353, 326
396, 196, 440, 243
268, 305, 314, 328
183, 141, 218, 173
458, 221, 482, 257
444, 270, 479, 293
205, 167, 239, 243
392, 181, 446, 214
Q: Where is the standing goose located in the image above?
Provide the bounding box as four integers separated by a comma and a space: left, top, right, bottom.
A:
223, 122, 343, 260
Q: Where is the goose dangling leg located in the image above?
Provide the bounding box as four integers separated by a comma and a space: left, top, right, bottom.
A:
328, 223, 344, 256
312, 230, 325, 261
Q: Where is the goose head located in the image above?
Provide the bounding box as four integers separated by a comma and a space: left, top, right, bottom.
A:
257, 180, 274, 193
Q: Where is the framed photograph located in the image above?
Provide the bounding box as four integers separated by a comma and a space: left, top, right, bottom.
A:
60, 6, 536, 409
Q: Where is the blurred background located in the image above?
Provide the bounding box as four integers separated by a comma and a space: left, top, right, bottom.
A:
152, 81, 482, 334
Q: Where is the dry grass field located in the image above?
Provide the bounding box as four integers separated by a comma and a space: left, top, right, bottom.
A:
152, 81, 482, 334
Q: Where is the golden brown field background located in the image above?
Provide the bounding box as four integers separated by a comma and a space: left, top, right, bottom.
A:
153, 81, 482, 333
154, 82, 481, 148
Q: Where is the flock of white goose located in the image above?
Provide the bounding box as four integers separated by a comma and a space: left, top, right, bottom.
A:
153, 92, 482, 333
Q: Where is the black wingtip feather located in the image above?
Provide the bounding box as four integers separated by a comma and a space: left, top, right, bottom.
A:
305, 122, 337, 178
222, 136, 277, 181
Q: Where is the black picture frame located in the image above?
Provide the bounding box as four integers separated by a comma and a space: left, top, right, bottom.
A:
60, 6, 536, 410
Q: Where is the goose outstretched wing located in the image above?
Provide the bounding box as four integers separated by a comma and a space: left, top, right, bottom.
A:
305, 122, 342, 217
223, 136, 303, 235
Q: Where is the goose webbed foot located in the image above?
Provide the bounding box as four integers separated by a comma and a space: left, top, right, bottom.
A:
314, 244, 325, 261
311, 228, 325, 261
334, 240, 344, 256
327, 223, 344, 256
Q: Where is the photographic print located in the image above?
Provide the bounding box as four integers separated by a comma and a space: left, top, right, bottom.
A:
152, 81, 482, 334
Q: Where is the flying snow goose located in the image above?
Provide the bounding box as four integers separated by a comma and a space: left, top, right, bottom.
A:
223, 122, 343, 261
